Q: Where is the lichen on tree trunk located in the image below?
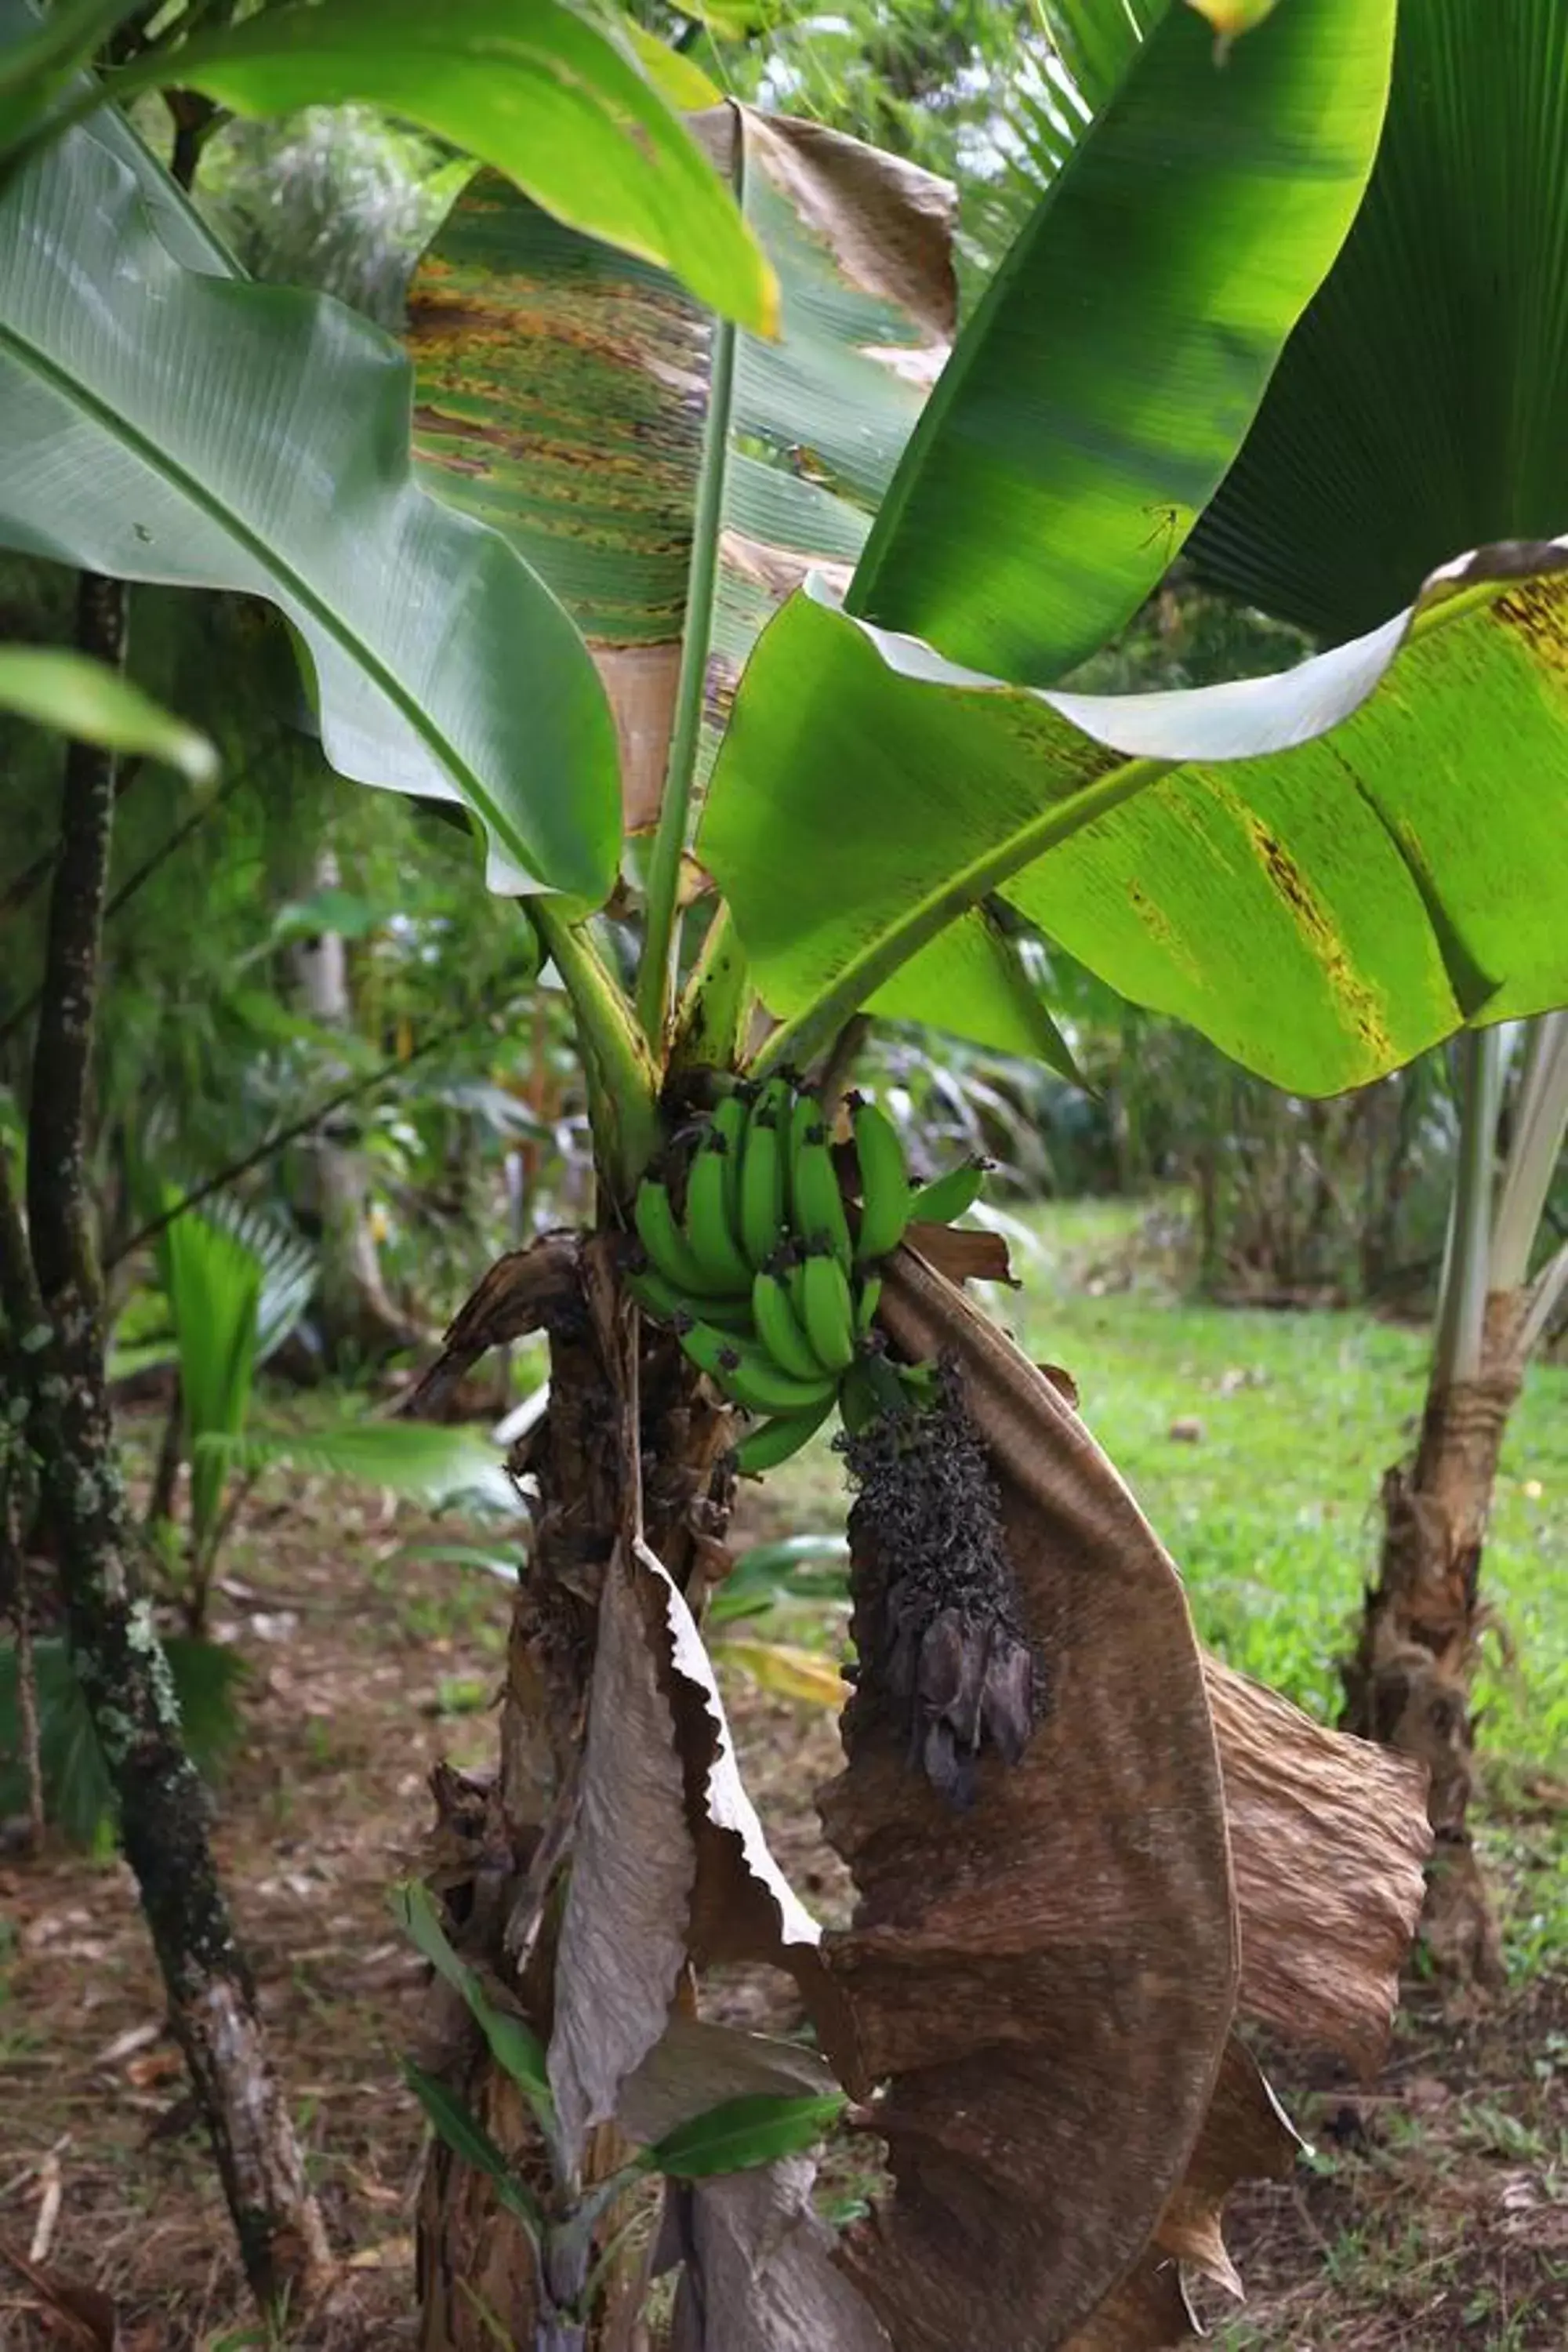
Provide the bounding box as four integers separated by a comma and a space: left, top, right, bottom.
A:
0, 570, 333, 2313
1341, 1289, 1530, 1989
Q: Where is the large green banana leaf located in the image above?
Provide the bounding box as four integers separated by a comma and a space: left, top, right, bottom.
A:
702, 541, 1568, 1097
407, 108, 953, 844
93, 0, 776, 336
846, 0, 1396, 684
1189, 0, 1568, 641
0, 103, 619, 902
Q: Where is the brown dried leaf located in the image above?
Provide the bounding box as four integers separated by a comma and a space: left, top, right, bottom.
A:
547, 1544, 695, 2163
1059, 2257, 1197, 2352
662, 2156, 891, 2352
1065, 2038, 1299, 2349
820, 1247, 1238, 2350
1152, 2035, 1299, 2291
401, 1233, 582, 1418
903, 1220, 1015, 1287
633, 1541, 844, 2037
1203, 1657, 1431, 2072
742, 112, 956, 348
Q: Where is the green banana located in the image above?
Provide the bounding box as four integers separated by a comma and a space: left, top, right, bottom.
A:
732, 1392, 837, 1475
854, 1272, 883, 1336
798, 1243, 856, 1373
739, 1080, 789, 1271
684, 1133, 754, 1294
635, 1178, 727, 1298
627, 1266, 753, 1338
677, 1318, 840, 1417
848, 1091, 910, 1264
711, 1087, 752, 1235
752, 1261, 833, 1384
790, 1114, 855, 1268
908, 1155, 990, 1226
783, 1085, 820, 1225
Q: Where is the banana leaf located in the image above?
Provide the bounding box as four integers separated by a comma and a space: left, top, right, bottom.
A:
1189, 0, 1568, 641
408, 107, 953, 844
0, 66, 619, 901
704, 542, 1568, 1096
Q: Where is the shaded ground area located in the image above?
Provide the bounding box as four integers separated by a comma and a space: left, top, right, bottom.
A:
3, 1219, 1566, 2347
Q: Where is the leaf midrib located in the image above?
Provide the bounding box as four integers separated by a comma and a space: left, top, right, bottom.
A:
752, 750, 1171, 1073
0, 290, 544, 883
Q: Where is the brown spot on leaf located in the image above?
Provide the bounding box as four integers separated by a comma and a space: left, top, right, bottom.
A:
1496, 573, 1568, 680
1241, 812, 1395, 1065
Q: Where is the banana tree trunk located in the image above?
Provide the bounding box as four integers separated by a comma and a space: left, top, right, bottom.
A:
412, 1234, 733, 2350
1341, 1288, 1530, 1988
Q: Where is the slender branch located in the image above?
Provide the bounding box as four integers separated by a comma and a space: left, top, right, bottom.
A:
0, 760, 143, 930
813, 1012, 871, 1109
110, 1011, 474, 1268
0, 760, 253, 1058
26, 573, 123, 1313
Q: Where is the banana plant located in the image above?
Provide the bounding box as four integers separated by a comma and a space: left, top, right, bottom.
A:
1340, 1014, 1568, 1982
1028, 0, 1568, 1987
7, 0, 1568, 2342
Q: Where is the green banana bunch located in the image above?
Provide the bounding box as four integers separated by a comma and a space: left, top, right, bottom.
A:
626, 1077, 980, 1474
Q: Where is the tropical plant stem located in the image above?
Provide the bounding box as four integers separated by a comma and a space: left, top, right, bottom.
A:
532, 902, 661, 1196
670, 898, 752, 1072
633, 286, 739, 1049
1432, 1028, 1501, 1389
1490, 1011, 1568, 1289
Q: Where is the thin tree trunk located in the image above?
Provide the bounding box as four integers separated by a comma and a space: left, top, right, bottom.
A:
1341, 1288, 1530, 1989
414, 1236, 733, 2351
2, 572, 332, 2310
291, 848, 426, 1361
0, 1465, 45, 1857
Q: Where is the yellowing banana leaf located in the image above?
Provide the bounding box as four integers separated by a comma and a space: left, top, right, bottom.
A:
704, 541, 1568, 1097
713, 1637, 849, 1710
408, 107, 953, 844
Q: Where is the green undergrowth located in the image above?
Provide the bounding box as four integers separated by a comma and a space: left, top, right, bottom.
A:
757, 1196, 1568, 1976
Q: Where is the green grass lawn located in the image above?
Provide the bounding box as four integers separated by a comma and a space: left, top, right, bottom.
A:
758, 1196, 1568, 1973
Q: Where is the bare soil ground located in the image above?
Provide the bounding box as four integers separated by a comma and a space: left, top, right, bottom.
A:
2, 1451, 1565, 2350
